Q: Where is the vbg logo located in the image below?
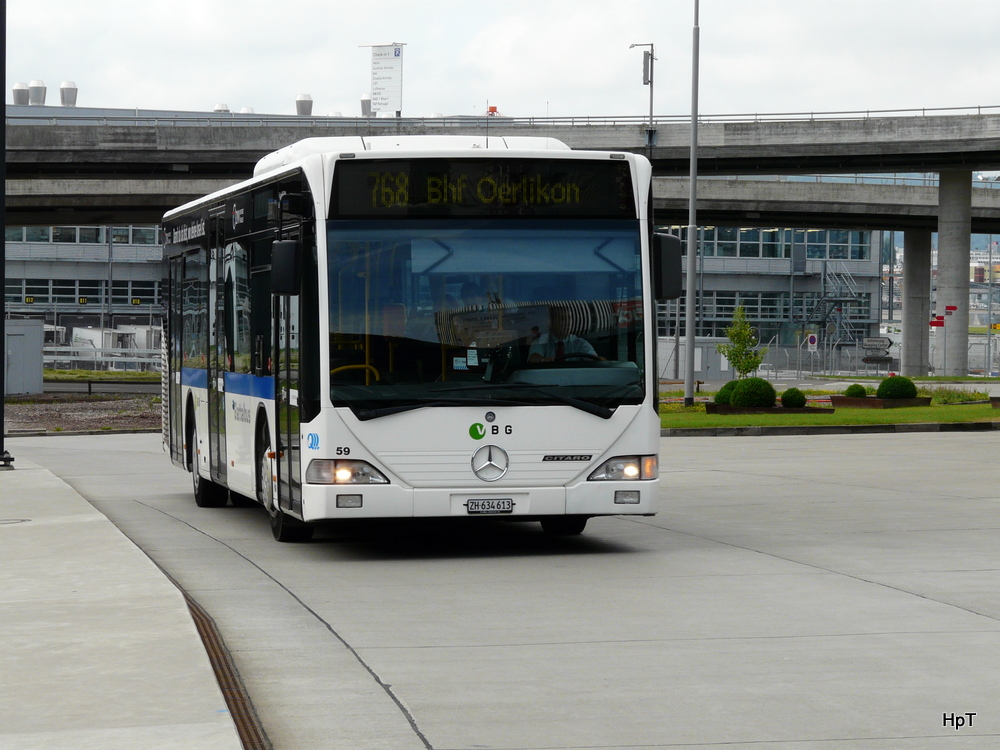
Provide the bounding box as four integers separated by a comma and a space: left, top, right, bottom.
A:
307, 433, 320, 450
469, 423, 486, 440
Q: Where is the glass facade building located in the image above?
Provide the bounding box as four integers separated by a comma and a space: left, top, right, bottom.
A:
656, 225, 882, 347
670, 226, 871, 261
4, 224, 163, 328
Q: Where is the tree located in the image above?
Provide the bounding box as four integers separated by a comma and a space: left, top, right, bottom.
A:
716, 305, 766, 378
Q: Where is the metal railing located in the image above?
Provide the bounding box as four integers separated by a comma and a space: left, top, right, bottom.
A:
695, 173, 1000, 189
43, 346, 161, 371
8, 104, 1000, 129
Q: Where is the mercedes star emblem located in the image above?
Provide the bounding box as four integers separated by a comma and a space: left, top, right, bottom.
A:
471, 444, 509, 482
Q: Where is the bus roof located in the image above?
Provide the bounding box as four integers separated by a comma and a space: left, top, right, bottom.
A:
253, 135, 572, 177
164, 135, 622, 222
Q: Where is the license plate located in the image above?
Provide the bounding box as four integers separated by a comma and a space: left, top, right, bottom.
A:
467, 498, 514, 514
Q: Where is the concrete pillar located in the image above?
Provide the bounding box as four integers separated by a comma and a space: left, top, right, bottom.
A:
901, 229, 932, 376
934, 170, 972, 375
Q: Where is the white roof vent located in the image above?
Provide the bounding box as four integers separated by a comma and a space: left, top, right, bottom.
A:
28, 80, 46, 106
296, 94, 313, 116
60, 81, 78, 107
12, 83, 29, 105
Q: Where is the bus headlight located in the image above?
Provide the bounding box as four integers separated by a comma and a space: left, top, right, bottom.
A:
305, 459, 389, 485
588, 455, 658, 481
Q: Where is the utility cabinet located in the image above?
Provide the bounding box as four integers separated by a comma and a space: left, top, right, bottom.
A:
4, 319, 44, 395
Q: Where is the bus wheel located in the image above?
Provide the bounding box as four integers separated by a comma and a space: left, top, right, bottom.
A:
189, 420, 228, 508
257, 434, 313, 543
540, 516, 588, 536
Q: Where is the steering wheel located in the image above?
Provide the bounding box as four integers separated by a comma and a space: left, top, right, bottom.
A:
554, 352, 601, 361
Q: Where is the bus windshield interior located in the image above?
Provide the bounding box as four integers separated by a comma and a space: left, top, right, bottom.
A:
326, 219, 646, 419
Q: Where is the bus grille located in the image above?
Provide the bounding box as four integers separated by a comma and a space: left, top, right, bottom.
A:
375, 449, 597, 488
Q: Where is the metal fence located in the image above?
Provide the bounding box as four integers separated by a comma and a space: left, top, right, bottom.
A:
43, 346, 161, 372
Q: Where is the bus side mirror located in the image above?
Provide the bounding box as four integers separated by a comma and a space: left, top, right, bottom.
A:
653, 233, 683, 300
271, 240, 302, 295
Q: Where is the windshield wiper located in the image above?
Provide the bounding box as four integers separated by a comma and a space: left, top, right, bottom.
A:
353, 396, 541, 421
429, 383, 614, 419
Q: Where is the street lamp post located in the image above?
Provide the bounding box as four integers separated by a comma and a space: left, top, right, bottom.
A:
629, 43, 656, 155
1, 0, 13, 469
684, 0, 701, 406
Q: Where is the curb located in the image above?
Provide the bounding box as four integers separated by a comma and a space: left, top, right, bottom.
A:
661, 422, 1000, 437
3, 428, 161, 438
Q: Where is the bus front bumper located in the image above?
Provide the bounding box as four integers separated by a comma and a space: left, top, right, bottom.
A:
300, 479, 659, 522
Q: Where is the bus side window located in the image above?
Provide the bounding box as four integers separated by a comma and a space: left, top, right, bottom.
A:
250, 238, 273, 377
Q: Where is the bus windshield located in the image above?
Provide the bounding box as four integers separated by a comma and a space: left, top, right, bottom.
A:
326, 219, 646, 419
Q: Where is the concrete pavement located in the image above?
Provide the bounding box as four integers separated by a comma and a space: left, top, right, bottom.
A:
0, 457, 242, 750
5, 429, 1000, 747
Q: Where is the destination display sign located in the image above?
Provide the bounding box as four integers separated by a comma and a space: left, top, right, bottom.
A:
331, 158, 636, 219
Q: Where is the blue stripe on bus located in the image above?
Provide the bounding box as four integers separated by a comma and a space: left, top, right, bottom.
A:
182, 368, 274, 399
225, 372, 275, 399
181, 367, 208, 389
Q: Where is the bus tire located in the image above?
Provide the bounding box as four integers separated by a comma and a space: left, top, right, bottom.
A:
540, 516, 588, 536
189, 418, 228, 508
257, 432, 313, 543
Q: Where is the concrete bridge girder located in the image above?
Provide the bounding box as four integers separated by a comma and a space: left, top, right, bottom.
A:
7, 174, 1000, 230
653, 178, 1000, 231
4, 178, 238, 225
7, 112, 1000, 176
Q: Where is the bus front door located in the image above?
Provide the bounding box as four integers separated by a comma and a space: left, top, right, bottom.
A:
275, 293, 302, 516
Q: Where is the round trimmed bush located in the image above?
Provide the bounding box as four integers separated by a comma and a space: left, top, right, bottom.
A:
876, 375, 917, 400
844, 383, 868, 398
714, 380, 739, 405
730, 377, 777, 408
780, 387, 807, 408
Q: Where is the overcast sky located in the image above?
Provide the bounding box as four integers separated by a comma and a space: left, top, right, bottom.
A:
6, 0, 1000, 118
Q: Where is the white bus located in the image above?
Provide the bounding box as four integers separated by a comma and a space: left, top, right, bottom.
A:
163, 135, 680, 542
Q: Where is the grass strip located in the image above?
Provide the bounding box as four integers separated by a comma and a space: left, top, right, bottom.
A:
43, 368, 161, 382
660, 402, 1000, 429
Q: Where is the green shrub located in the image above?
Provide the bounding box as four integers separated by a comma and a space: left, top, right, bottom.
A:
730, 377, 777, 408
844, 384, 868, 398
876, 375, 917, 400
714, 380, 739, 405
780, 387, 807, 408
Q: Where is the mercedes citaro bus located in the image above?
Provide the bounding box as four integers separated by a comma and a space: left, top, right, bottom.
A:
162, 135, 681, 541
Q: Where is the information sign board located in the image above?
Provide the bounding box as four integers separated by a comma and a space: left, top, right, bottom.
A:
371, 45, 404, 114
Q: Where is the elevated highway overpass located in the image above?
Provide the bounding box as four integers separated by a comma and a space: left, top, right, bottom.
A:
8, 104, 1000, 174
6, 103, 1000, 377
6, 104, 1000, 225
